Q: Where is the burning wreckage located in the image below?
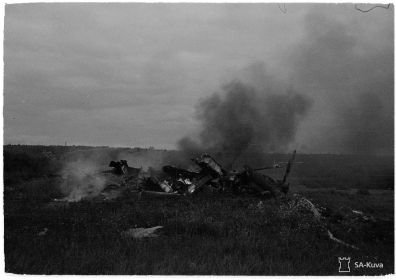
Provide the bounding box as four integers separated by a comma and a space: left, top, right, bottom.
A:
102, 151, 297, 199
53, 151, 367, 249
52, 151, 296, 203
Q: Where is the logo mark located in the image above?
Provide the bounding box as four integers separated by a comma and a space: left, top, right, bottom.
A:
338, 257, 351, 273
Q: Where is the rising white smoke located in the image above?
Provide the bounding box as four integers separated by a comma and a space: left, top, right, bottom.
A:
59, 160, 106, 202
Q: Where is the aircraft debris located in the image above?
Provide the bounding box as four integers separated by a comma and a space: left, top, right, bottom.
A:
38, 228, 48, 236
106, 160, 142, 179
352, 209, 363, 215
158, 151, 297, 197
138, 190, 182, 197
49, 151, 369, 251
53, 151, 298, 203
327, 230, 359, 250
121, 226, 163, 239
351, 209, 377, 222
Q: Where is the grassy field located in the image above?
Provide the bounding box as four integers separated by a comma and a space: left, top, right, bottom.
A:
3, 145, 394, 275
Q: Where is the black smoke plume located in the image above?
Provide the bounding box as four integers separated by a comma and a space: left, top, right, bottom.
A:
177, 7, 393, 159
178, 80, 311, 167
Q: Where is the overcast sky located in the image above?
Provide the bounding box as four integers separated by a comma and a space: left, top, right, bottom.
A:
4, 3, 394, 153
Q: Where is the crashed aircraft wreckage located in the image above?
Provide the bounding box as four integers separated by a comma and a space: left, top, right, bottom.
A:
54, 151, 297, 199
53, 151, 360, 249
156, 151, 297, 197
54, 151, 297, 202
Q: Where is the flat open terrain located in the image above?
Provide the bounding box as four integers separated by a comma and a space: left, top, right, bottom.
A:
4, 145, 394, 275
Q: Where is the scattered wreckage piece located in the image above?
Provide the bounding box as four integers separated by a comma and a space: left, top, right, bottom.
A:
159, 180, 173, 193
192, 154, 226, 177
351, 209, 377, 222
38, 228, 49, 236
162, 165, 200, 179
240, 166, 287, 199
138, 175, 184, 195
109, 160, 129, 175
188, 175, 213, 194
282, 150, 296, 184
231, 150, 296, 198
138, 190, 182, 198
107, 160, 141, 177
104, 160, 142, 187
327, 230, 359, 250
121, 226, 163, 239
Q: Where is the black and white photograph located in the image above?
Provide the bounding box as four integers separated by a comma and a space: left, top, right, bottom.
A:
3, 1, 394, 275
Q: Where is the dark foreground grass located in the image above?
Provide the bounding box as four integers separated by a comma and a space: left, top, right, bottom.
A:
4, 179, 394, 275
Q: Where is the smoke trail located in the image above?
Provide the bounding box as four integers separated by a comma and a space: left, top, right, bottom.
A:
58, 147, 168, 201
178, 80, 312, 166
59, 160, 106, 202
291, 10, 394, 154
